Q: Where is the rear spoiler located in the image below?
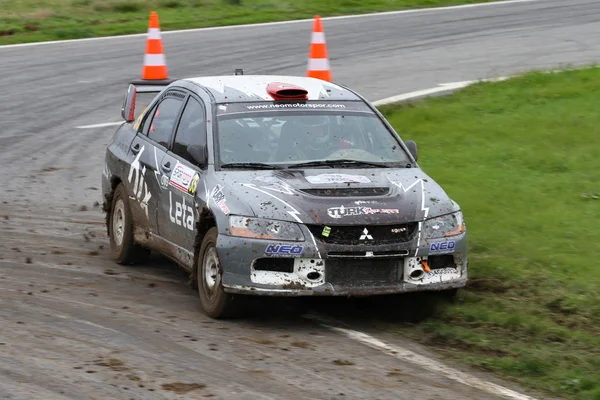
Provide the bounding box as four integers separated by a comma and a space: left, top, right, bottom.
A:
129, 79, 175, 93
121, 79, 175, 122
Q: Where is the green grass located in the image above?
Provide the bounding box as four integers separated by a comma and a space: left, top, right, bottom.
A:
377, 66, 600, 400
1, 0, 504, 45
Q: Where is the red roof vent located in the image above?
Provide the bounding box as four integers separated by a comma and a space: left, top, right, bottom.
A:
266, 82, 309, 101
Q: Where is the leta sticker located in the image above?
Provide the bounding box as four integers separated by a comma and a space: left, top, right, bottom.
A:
306, 174, 371, 185
169, 192, 194, 231
169, 162, 196, 194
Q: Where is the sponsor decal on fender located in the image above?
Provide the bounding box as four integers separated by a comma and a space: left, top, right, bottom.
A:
188, 174, 199, 195
264, 244, 304, 257
169, 192, 195, 231
169, 162, 196, 194
306, 174, 371, 185
211, 185, 229, 214
327, 205, 399, 219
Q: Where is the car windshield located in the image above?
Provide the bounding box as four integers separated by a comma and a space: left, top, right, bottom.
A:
215, 102, 411, 169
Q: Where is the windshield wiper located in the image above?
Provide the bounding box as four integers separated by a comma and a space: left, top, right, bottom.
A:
287, 159, 391, 169
220, 162, 283, 170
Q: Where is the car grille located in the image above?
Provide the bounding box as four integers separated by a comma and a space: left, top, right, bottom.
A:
299, 187, 390, 197
326, 259, 402, 287
306, 222, 418, 245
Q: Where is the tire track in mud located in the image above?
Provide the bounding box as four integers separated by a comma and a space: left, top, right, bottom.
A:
0, 267, 491, 400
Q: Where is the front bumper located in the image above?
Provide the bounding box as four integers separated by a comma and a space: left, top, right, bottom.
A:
216, 227, 468, 297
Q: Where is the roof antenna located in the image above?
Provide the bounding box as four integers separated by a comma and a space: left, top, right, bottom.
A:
234, 68, 244, 75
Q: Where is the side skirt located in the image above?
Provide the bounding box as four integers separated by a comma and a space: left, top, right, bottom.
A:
133, 227, 194, 272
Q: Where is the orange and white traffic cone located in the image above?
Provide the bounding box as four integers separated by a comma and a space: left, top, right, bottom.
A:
307, 15, 332, 82
141, 11, 168, 80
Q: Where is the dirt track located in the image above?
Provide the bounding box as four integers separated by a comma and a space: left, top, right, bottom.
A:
1, 200, 512, 400
0, 110, 514, 400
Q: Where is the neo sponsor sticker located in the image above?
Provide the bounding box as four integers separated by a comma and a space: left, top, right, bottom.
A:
429, 241, 456, 254
264, 244, 304, 257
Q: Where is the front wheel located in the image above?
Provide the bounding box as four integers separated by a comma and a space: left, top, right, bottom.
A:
197, 227, 244, 319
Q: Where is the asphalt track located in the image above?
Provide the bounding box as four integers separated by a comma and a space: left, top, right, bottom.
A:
1, 0, 599, 398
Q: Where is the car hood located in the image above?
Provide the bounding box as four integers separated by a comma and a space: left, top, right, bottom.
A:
208, 168, 459, 225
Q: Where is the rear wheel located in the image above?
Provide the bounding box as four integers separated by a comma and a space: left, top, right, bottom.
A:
197, 227, 244, 319
108, 183, 150, 265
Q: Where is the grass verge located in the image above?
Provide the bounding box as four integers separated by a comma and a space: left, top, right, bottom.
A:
376, 66, 600, 400
1, 0, 504, 45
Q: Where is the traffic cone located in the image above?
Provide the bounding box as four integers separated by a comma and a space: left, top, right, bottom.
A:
307, 15, 332, 82
141, 11, 168, 80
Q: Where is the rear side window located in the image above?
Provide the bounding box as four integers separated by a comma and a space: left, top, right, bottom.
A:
147, 97, 184, 148
172, 97, 207, 165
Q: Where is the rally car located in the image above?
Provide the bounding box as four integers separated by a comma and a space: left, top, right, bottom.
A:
101, 73, 468, 319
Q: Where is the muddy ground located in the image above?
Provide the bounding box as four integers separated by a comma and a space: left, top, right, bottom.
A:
0, 199, 512, 400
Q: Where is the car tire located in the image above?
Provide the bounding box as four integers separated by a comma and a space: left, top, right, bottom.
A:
197, 227, 244, 319
108, 183, 151, 265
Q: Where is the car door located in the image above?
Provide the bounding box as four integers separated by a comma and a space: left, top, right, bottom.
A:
158, 94, 208, 252
124, 104, 161, 234
129, 90, 186, 235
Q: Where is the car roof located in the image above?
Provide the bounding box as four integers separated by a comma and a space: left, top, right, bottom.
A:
182, 75, 363, 103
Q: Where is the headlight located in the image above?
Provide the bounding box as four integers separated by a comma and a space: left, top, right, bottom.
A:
422, 211, 465, 239
228, 216, 305, 242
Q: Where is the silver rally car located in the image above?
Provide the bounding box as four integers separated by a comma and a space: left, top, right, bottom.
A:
101, 73, 468, 318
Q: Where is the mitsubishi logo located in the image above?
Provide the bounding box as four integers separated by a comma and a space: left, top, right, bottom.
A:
359, 228, 373, 240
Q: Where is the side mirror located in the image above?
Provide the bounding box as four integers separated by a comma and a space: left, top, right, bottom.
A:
187, 145, 207, 168
121, 84, 137, 122
405, 140, 418, 161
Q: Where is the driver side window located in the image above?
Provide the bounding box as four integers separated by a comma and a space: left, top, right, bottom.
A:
146, 96, 184, 148
172, 97, 207, 165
